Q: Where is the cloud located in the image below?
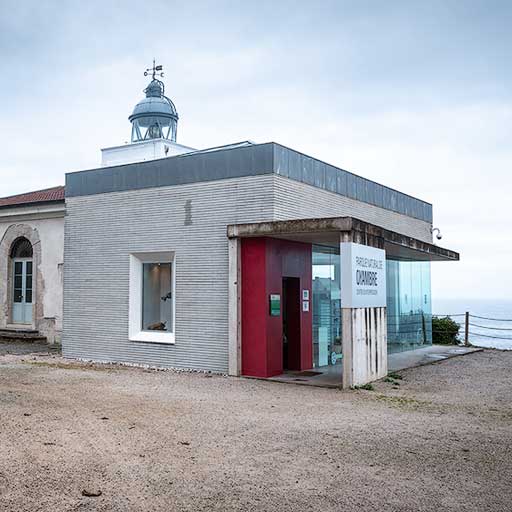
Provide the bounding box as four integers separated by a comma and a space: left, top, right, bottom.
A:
0, 0, 510, 299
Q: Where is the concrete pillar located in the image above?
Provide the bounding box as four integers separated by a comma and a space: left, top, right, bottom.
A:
339, 231, 388, 388
342, 307, 387, 388
228, 238, 241, 376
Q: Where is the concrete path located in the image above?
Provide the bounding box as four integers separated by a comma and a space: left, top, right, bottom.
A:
388, 344, 482, 372
268, 345, 481, 388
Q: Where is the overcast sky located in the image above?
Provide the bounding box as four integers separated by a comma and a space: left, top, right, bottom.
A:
0, 1, 510, 302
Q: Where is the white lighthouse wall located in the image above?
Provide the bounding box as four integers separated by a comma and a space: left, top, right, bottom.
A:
101, 139, 196, 167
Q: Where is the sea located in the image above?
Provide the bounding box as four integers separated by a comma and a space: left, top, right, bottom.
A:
433, 298, 512, 350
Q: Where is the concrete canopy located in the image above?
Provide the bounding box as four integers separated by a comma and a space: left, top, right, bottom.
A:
227, 216, 459, 262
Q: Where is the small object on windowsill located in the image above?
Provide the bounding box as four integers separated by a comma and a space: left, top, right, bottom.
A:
147, 321, 167, 331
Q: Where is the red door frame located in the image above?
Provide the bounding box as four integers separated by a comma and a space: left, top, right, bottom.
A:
241, 237, 312, 378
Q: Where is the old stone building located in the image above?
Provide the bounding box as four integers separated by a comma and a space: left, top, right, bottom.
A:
0, 186, 65, 343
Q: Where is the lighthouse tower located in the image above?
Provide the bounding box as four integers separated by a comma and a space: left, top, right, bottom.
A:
129, 61, 179, 143
101, 61, 195, 167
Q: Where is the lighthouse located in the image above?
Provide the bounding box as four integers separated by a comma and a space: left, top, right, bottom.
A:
101, 61, 195, 167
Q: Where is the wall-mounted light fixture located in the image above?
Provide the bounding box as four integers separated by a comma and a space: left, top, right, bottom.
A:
431, 227, 442, 241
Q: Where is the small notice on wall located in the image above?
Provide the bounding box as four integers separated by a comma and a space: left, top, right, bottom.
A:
302, 300, 309, 312
340, 242, 387, 308
269, 294, 281, 316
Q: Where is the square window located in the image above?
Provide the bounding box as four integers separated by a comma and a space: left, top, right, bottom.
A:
129, 252, 175, 344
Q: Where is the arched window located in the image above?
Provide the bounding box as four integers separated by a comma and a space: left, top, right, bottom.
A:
10, 237, 33, 258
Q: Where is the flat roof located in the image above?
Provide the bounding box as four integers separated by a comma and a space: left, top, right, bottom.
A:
227, 216, 459, 262
66, 142, 433, 222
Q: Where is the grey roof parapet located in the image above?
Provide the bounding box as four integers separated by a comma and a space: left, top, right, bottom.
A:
65, 142, 433, 223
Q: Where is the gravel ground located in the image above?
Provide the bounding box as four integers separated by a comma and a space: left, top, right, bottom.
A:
0, 344, 511, 512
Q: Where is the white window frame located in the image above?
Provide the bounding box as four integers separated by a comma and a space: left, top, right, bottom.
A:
129, 251, 176, 344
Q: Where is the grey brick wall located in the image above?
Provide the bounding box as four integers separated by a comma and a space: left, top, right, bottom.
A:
63, 175, 274, 371
272, 176, 432, 243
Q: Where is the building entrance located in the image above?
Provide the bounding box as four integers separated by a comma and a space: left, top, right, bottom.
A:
240, 237, 312, 378
12, 260, 33, 324
10, 237, 34, 325
282, 277, 301, 371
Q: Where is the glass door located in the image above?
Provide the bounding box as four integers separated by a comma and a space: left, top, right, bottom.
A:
12, 259, 33, 324
312, 246, 341, 368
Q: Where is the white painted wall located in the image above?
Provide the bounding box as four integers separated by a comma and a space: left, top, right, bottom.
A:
101, 139, 196, 167
0, 205, 64, 341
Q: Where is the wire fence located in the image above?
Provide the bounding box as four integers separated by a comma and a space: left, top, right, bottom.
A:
470, 314, 512, 322
310, 312, 512, 348
387, 312, 512, 346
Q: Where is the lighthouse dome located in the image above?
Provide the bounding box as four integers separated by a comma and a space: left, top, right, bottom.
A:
128, 73, 179, 143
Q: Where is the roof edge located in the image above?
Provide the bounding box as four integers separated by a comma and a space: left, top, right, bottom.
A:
0, 185, 65, 209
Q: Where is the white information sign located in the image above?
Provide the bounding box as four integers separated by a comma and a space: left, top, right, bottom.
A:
340, 242, 387, 308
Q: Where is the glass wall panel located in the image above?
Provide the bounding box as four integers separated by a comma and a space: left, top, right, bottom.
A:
386, 259, 432, 353
312, 245, 341, 368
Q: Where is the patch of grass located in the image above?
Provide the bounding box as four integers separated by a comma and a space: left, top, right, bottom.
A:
387, 372, 403, 380
353, 383, 374, 391
375, 394, 430, 409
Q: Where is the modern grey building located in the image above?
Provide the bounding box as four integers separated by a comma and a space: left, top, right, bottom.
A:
61, 65, 458, 387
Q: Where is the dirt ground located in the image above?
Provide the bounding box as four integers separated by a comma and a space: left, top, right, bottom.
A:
0, 343, 511, 512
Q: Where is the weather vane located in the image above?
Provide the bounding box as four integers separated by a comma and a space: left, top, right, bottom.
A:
144, 59, 164, 80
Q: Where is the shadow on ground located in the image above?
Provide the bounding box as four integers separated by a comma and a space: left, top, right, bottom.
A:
0, 341, 60, 357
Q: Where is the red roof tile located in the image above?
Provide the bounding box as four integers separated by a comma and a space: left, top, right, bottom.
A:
0, 186, 65, 209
